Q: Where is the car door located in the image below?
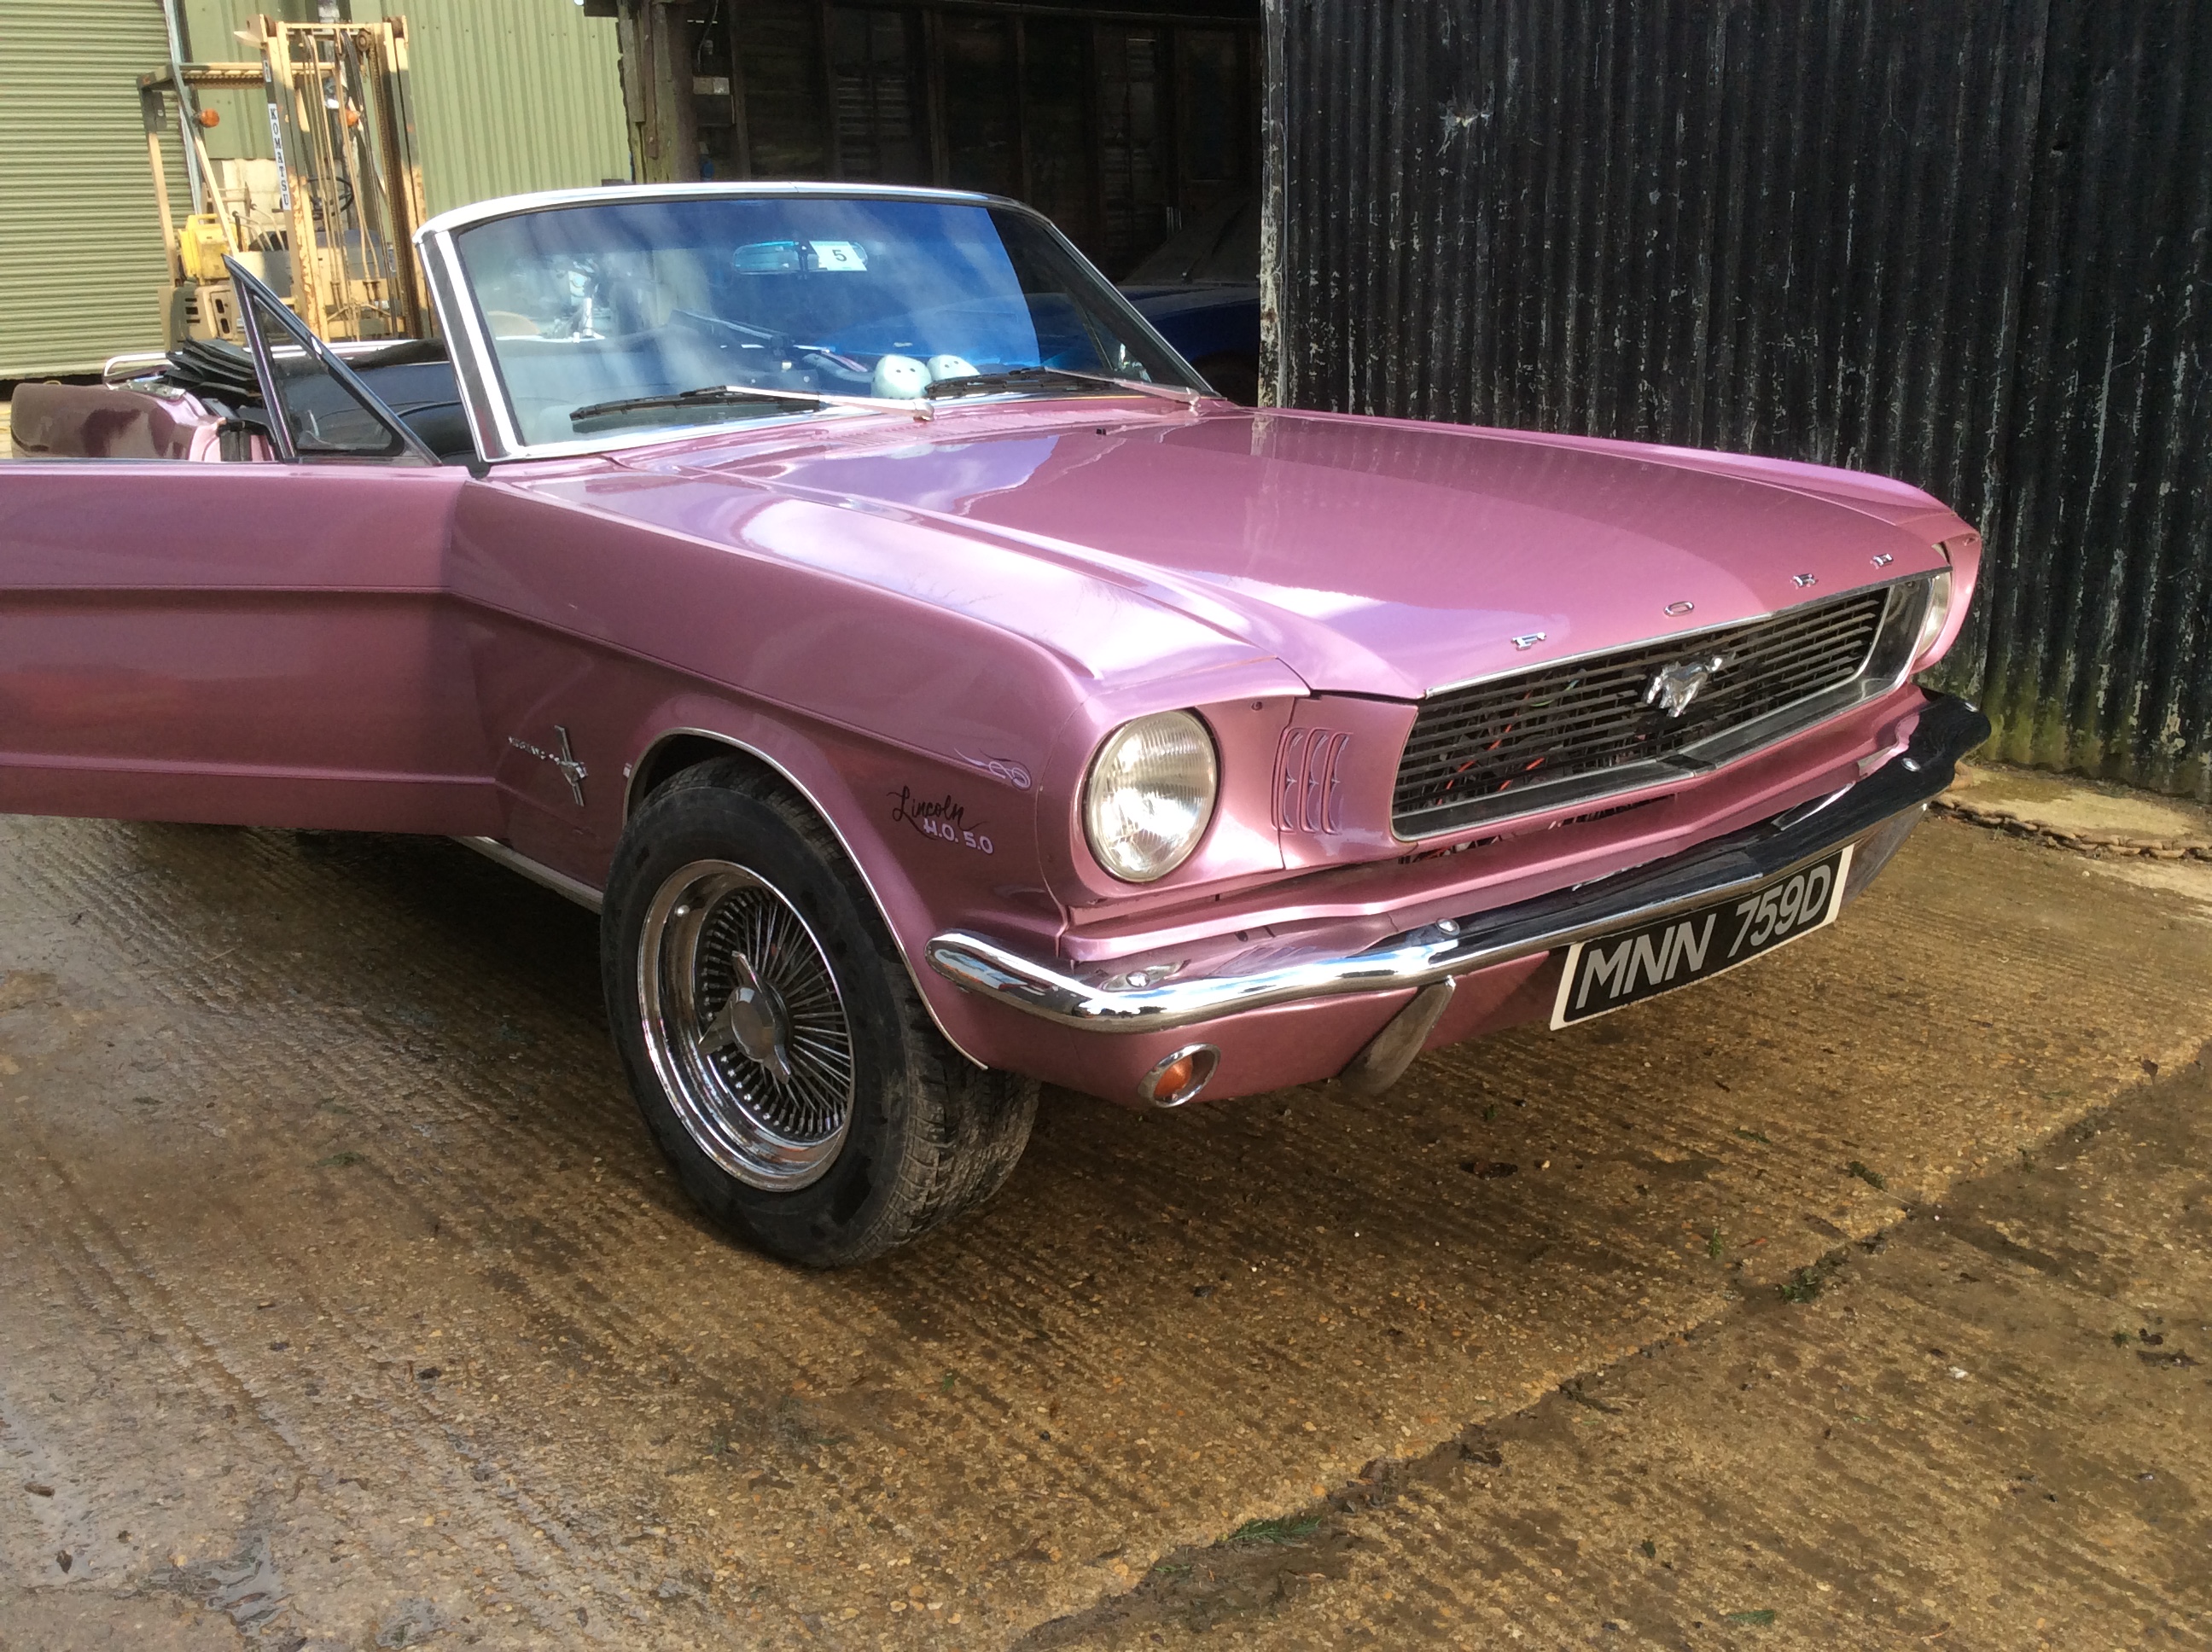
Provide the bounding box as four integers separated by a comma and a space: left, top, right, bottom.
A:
0, 265, 500, 835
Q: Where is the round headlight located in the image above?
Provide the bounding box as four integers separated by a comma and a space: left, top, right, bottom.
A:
1084, 711, 1219, 883
1912, 568, 1954, 666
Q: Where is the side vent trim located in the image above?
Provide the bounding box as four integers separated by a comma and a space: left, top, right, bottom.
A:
1275, 728, 1350, 834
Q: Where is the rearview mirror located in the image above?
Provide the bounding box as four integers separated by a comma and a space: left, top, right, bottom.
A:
732, 239, 869, 274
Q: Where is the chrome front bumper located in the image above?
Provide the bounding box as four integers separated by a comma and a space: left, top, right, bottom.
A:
927, 695, 1991, 1034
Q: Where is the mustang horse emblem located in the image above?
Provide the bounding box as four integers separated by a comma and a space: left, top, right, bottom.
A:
1644, 654, 1727, 718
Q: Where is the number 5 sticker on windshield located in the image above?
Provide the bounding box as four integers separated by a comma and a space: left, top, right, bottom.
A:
809, 241, 868, 271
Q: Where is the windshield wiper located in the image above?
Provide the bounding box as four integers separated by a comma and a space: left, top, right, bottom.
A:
570, 382, 932, 429
923, 366, 1202, 409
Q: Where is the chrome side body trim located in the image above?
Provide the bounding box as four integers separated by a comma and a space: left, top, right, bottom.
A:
927, 695, 1989, 1034
456, 835, 604, 913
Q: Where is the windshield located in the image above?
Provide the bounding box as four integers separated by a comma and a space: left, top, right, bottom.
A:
450, 195, 1201, 447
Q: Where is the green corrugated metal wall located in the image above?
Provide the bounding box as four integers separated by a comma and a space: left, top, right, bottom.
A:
384, 0, 632, 218
1, 1, 628, 378
179, 0, 632, 218
0, 1, 189, 377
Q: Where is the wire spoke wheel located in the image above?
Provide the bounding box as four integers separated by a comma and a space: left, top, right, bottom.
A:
607, 765, 1039, 1264
637, 858, 855, 1190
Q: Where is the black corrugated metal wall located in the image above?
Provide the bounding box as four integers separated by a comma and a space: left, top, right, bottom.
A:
1265, 0, 2212, 799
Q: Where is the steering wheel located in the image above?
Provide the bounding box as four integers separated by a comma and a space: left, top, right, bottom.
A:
671, 309, 869, 385
671, 306, 791, 351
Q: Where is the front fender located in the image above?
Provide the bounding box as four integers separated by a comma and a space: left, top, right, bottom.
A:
613, 694, 1063, 1067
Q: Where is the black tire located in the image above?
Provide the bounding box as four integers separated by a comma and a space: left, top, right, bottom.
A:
602, 759, 1036, 1266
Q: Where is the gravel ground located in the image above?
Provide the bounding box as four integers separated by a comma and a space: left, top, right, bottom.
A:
0, 811, 2206, 1651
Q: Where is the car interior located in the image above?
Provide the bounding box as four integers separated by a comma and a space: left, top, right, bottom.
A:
158, 334, 477, 465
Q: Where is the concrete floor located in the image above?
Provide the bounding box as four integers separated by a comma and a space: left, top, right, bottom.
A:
0, 811, 2206, 1651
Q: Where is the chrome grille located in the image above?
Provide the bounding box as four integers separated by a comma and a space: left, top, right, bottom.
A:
1392, 586, 1900, 837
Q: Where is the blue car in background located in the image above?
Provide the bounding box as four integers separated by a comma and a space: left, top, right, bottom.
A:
1119, 193, 1260, 404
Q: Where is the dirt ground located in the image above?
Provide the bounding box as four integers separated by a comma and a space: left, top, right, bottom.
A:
1, 810, 2207, 1652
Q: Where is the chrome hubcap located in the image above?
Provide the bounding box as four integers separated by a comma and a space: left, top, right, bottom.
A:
637, 860, 854, 1190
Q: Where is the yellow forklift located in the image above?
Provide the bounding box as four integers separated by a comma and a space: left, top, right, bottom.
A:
138, 14, 433, 348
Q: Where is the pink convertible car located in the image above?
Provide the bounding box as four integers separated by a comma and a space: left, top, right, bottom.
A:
4, 184, 1984, 1265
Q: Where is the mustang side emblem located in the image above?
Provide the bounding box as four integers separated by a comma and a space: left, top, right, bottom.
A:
1644, 654, 1726, 718
509, 725, 589, 806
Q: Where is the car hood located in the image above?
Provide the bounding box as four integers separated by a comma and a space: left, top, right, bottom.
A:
630, 406, 1965, 701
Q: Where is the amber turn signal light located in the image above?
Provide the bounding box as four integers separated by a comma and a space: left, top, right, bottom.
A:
1138, 1044, 1220, 1108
